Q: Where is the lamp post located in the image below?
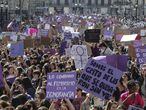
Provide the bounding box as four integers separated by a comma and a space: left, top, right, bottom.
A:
135, 1, 138, 21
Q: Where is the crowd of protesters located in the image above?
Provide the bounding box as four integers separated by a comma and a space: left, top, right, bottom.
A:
0, 13, 146, 110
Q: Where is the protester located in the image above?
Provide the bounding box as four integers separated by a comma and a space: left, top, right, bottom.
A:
0, 13, 145, 110
120, 80, 144, 109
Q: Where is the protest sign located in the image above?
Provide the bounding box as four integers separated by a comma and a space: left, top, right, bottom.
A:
39, 29, 49, 37
141, 37, 146, 45
28, 28, 38, 37
65, 48, 71, 57
72, 32, 80, 38
44, 24, 50, 30
59, 41, 68, 55
63, 31, 72, 41
71, 45, 88, 69
46, 72, 76, 99
136, 45, 146, 66
85, 29, 101, 43
78, 58, 123, 100
0, 64, 3, 88
128, 105, 143, 110
120, 34, 140, 42
94, 55, 128, 72
10, 34, 18, 42
9, 41, 24, 57
62, 26, 74, 33
114, 27, 131, 35
115, 34, 123, 41
140, 29, 146, 36
103, 29, 113, 39
41, 37, 50, 45
133, 40, 142, 47
23, 37, 34, 49
128, 45, 136, 58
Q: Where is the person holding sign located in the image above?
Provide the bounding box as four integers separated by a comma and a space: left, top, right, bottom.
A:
49, 99, 75, 110
120, 80, 144, 110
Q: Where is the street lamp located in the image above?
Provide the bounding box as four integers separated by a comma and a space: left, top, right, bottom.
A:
135, 4, 138, 21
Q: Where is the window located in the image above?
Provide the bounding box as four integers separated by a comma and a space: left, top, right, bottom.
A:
57, 0, 60, 5
88, 0, 92, 5
108, 0, 111, 5
101, 0, 104, 6
95, 0, 98, 5
65, 0, 69, 5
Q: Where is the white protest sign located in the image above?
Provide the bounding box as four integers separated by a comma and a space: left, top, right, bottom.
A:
140, 29, 146, 36
128, 105, 143, 110
44, 24, 50, 30
64, 7, 70, 14
62, 26, 74, 33
78, 58, 123, 100
71, 32, 80, 38
63, 31, 72, 41
71, 45, 88, 69
10, 34, 18, 42
65, 48, 71, 57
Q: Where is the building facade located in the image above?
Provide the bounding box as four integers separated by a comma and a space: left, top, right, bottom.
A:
0, 0, 146, 16
48, 0, 115, 14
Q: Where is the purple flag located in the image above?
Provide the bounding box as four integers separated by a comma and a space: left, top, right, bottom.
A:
94, 55, 128, 72
46, 72, 76, 99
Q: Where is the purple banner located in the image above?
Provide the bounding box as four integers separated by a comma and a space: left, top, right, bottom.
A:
136, 46, 146, 65
133, 40, 142, 47
9, 41, 24, 57
115, 34, 123, 41
46, 72, 76, 99
78, 59, 123, 100
94, 55, 128, 72
103, 30, 113, 39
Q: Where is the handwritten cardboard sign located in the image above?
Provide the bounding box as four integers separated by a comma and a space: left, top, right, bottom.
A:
78, 58, 123, 100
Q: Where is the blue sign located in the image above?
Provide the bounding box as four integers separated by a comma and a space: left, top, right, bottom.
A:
9, 41, 24, 57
